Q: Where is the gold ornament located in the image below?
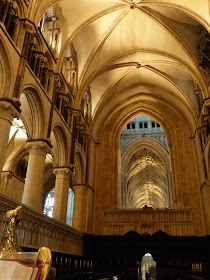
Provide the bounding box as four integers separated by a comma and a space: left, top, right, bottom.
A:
0, 206, 22, 252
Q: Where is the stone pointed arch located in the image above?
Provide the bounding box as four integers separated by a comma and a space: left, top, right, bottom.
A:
1, 145, 28, 202
74, 151, 85, 184
20, 86, 46, 138
51, 124, 69, 166
120, 136, 172, 209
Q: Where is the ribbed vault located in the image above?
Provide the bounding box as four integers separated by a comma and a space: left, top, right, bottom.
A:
127, 148, 168, 208
33, 0, 209, 125
120, 136, 171, 209
26, 0, 210, 235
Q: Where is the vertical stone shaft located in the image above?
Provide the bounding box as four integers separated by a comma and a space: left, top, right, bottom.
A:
22, 141, 50, 212
53, 167, 72, 223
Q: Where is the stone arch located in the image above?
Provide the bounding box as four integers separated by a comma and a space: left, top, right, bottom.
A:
92, 96, 206, 235
33, 32, 44, 53
121, 134, 168, 155
51, 124, 69, 166
2, 145, 28, 173
45, 51, 53, 69
20, 86, 46, 138
74, 151, 85, 184
120, 137, 172, 209
205, 146, 210, 180
1, 145, 28, 202
0, 37, 13, 98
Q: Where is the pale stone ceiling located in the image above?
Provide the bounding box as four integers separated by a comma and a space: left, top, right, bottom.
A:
127, 148, 168, 208
120, 133, 171, 209
49, 0, 208, 121
25, 0, 207, 138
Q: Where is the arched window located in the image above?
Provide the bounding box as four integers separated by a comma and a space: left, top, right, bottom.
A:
43, 188, 55, 218
66, 188, 74, 226
140, 253, 156, 280
43, 187, 74, 226
38, 6, 60, 54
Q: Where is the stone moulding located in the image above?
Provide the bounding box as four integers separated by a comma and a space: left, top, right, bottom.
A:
0, 194, 84, 255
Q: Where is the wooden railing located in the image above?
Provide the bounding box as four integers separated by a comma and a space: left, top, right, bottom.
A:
0, 195, 83, 255
103, 208, 193, 236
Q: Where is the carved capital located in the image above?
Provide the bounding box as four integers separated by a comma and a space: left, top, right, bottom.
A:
53, 167, 72, 180
0, 101, 19, 123
26, 140, 51, 156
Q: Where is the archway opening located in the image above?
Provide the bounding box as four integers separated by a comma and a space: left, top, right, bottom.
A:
43, 187, 74, 225
119, 115, 172, 209
140, 253, 156, 280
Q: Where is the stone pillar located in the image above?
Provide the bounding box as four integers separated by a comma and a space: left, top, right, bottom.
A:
202, 180, 210, 234
22, 140, 51, 212
42, 69, 49, 90
0, 100, 19, 185
72, 185, 87, 232
52, 167, 72, 223
47, 71, 54, 98
11, 17, 20, 43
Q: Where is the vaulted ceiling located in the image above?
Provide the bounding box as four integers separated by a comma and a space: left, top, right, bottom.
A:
32, 0, 210, 209
31, 0, 210, 138
121, 134, 171, 209
127, 148, 168, 208
47, 0, 209, 127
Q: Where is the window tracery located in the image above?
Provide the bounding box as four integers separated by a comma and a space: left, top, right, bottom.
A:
38, 6, 60, 55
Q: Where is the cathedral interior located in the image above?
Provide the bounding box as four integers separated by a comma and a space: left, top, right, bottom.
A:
1, 0, 210, 279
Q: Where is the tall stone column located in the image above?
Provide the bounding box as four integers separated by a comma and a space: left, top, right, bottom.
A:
22, 140, 51, 212
52, 167, 72, 223
72, 185, 87, 232
202, 180, 210, 234
0, 100, 20, 186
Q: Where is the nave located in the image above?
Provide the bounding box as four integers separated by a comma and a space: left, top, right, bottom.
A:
1, 0, 210, 279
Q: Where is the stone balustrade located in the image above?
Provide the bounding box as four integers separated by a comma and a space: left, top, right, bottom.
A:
0, 195, 83, 255
103, 208, 193, 236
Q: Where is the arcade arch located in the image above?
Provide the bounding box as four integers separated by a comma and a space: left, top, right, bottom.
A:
119, 117, 172, 210
92, 94, 205, 235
